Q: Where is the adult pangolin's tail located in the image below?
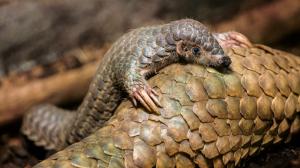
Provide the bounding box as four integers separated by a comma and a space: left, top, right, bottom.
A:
22, 104, 75, 150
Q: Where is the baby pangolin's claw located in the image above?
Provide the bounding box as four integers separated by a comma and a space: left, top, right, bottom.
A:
132, 92, 152, 112
149, 92, 162, 107
131, 86, 161, 114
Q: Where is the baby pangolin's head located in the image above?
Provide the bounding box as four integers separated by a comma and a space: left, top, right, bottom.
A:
169, 19, 231, 68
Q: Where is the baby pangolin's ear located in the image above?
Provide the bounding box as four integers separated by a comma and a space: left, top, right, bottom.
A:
176, 40, 186, 56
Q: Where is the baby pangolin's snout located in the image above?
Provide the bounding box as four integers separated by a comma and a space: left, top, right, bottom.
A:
218, 56, 231, 68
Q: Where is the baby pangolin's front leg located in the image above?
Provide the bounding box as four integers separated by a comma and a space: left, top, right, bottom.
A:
123, 62, 162, 114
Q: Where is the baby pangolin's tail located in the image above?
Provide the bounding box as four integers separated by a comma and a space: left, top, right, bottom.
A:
22, 104, 75, 150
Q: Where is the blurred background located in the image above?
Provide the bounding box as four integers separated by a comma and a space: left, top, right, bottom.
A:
0, 0, 299, 76
0, 0, 299, 167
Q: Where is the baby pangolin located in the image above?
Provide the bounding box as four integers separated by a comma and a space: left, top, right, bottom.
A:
22, 19, 248, 150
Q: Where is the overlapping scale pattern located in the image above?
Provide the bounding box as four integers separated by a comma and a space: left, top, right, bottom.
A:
34, 45, 300, 168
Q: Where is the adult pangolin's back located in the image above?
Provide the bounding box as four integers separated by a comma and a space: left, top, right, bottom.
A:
33, 41, 300, 167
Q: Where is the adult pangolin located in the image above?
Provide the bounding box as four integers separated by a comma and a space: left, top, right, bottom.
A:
22, 19, 244, 150
30, 38, 300, 167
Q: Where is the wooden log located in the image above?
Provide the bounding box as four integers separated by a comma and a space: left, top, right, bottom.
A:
0, 46, 108, 125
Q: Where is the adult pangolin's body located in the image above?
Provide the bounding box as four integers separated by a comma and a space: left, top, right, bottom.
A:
31, 44, 300, 168
22, 19, 233, 150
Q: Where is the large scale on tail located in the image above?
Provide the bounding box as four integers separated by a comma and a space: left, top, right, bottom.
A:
22, 19, 236, 149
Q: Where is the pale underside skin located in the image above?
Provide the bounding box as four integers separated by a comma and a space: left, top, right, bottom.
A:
33, 42, 300, 168
22, 19, 234, 150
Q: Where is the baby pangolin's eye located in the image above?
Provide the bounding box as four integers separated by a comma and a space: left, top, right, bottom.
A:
192, 47, 200, 55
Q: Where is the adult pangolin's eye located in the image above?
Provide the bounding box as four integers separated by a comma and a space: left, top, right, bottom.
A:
192, 47, 200, 55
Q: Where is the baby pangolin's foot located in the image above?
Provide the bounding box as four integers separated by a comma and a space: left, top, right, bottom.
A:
213, 31, 253, 48
130, 84, 162, 114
